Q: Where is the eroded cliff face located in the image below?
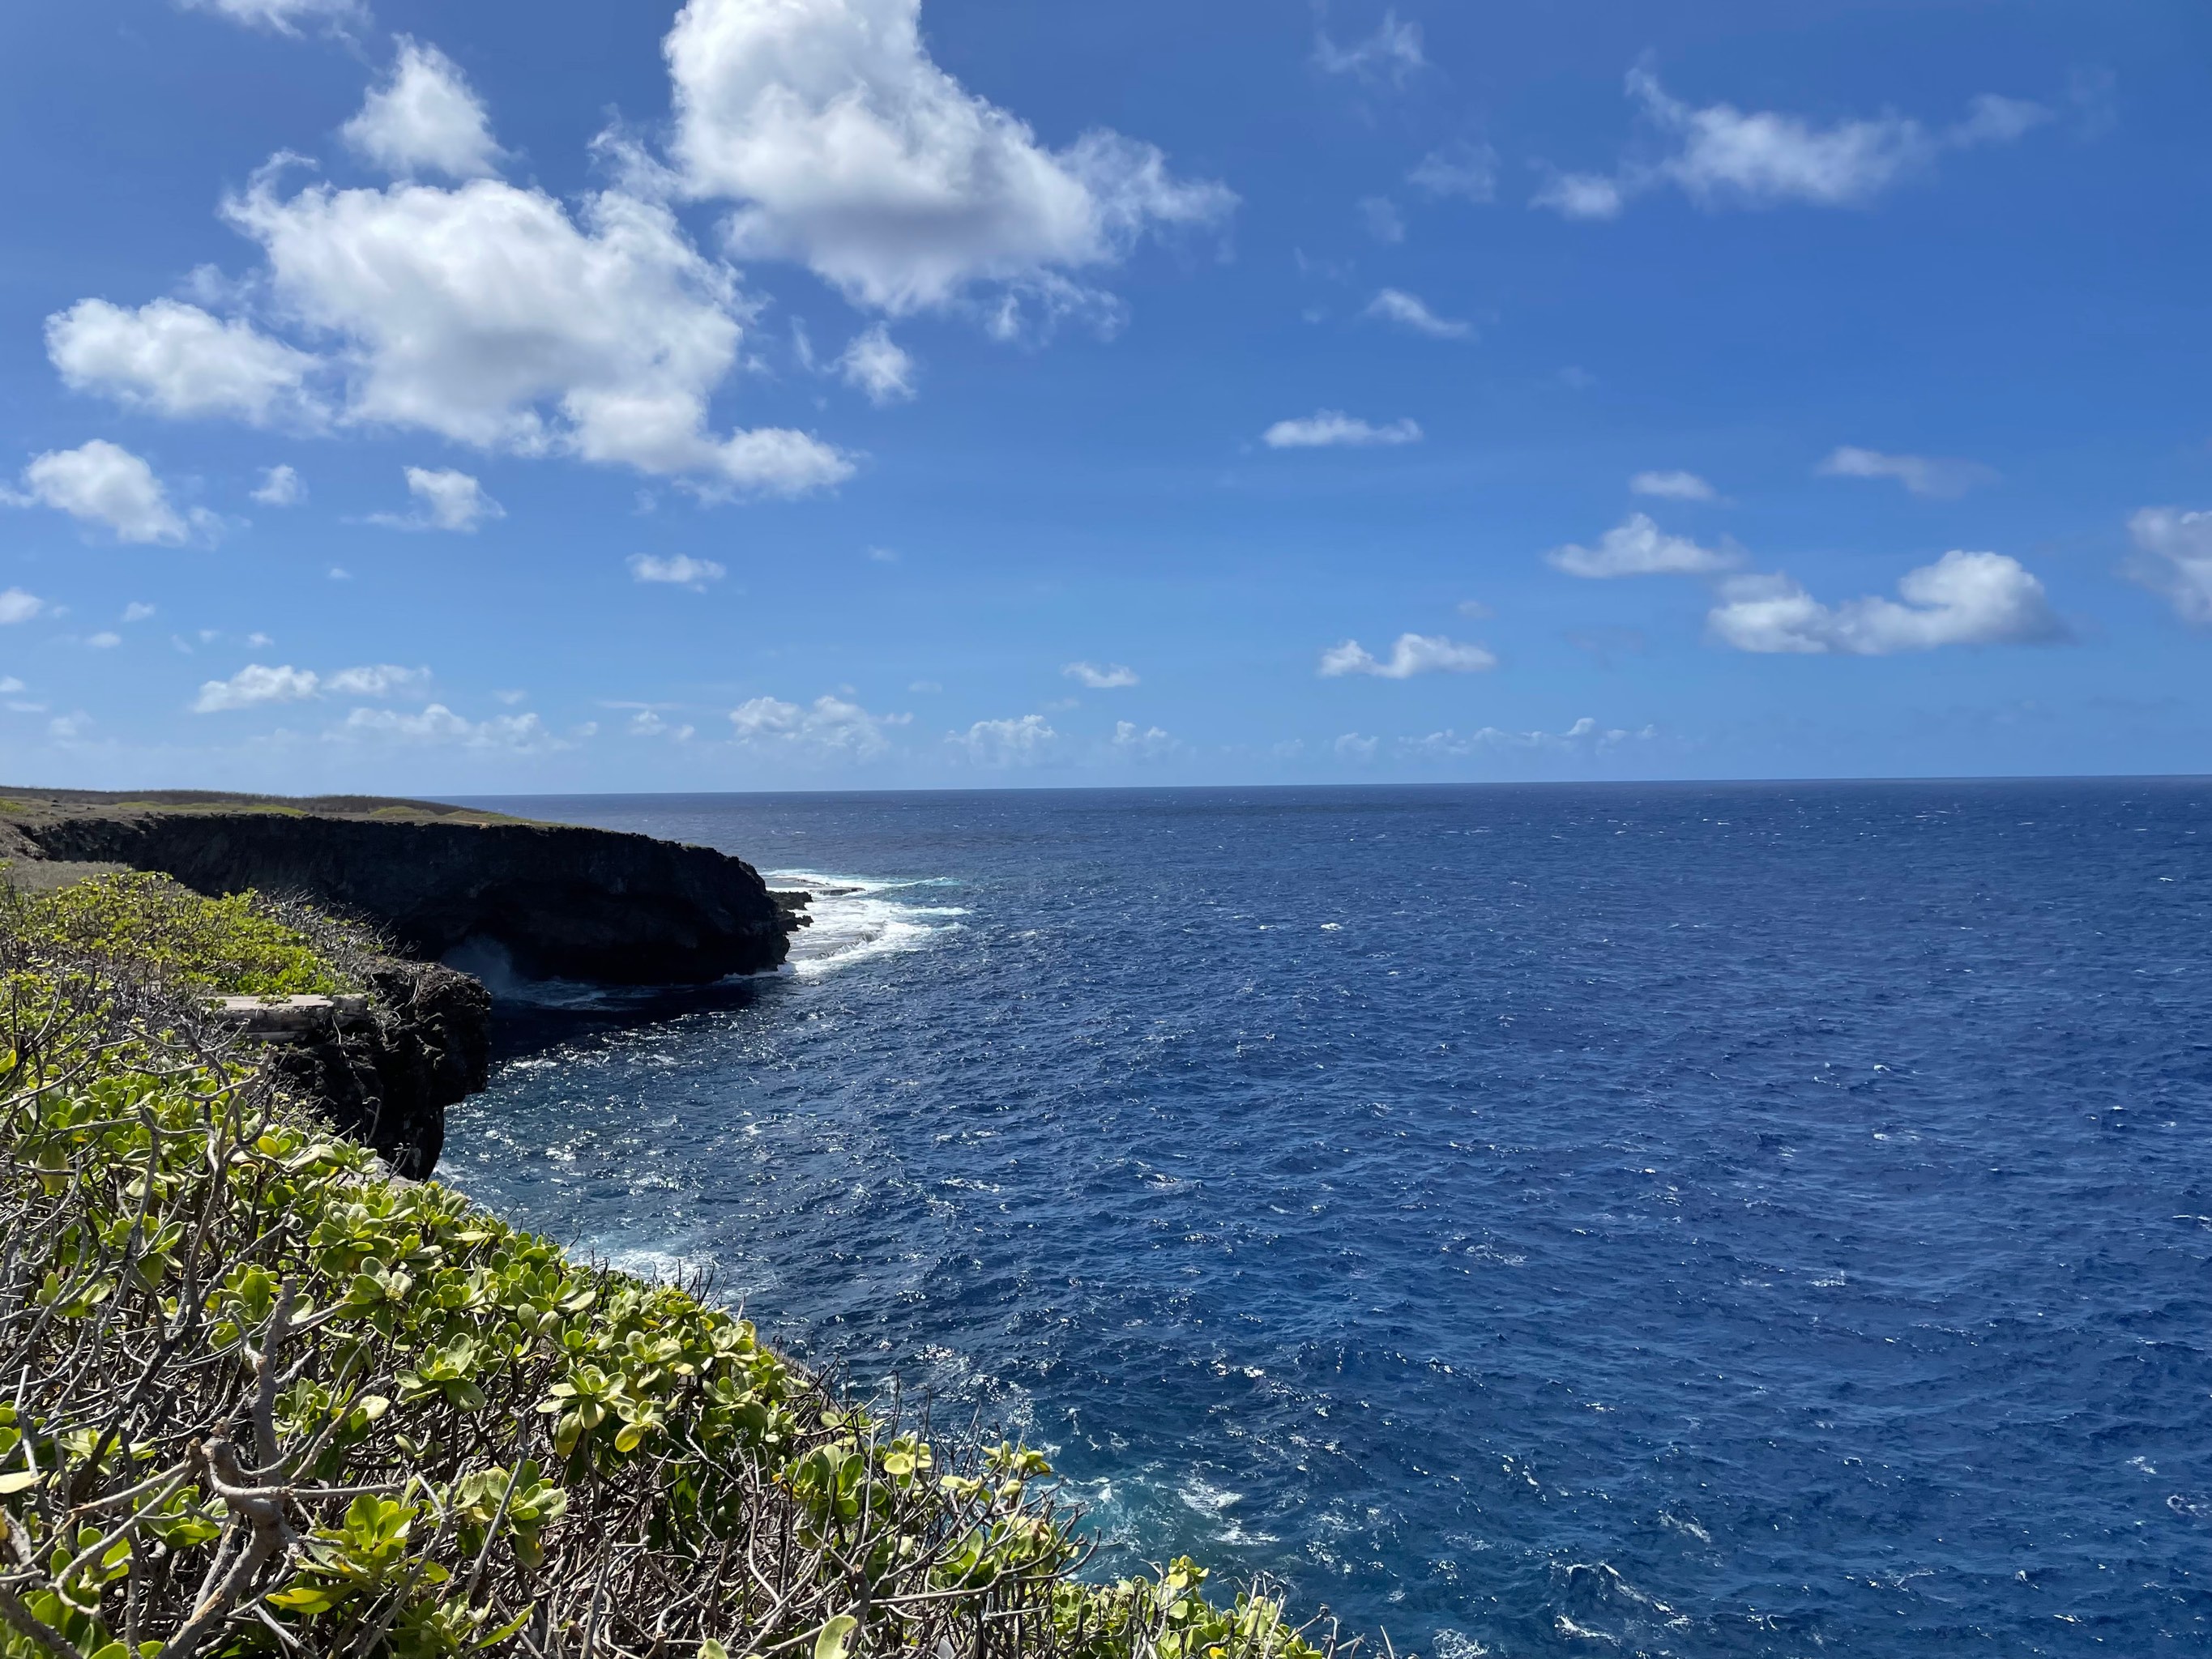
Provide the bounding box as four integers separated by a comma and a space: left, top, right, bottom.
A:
248, 962, 492, 1179
10, 807, 795, 984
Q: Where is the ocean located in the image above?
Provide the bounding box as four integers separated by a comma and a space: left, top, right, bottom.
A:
444, 780, 2211, 1656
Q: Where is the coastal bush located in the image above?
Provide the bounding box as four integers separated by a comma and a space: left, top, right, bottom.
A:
4, 871, 358, 996
0, 906, 1339, 1659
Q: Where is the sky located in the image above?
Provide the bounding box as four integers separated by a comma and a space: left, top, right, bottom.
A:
1, 0, 2208, 794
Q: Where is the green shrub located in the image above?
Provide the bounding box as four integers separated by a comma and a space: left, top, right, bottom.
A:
6, 870, 347, 996
0, 940, 1337, 1659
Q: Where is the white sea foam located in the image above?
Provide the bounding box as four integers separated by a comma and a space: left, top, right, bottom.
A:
771, 869, 966, 979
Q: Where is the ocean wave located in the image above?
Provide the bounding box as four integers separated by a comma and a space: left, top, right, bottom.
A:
771, 868, 967, 979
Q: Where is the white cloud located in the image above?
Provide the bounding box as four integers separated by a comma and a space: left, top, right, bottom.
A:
176, 0, 361, 34
1357, 196, 1407, 244
630, 552, 727, 587
1320, 633, 1497, 678
0, 591, 45, 625
1534, 68, 2048, 218
252, 464, 305, 505
194, 660, 430, 711
1547, 512, 1739, 578
1064, 661, 1138, 689
837, 325, 918, 405
1313, 10, 1424, 84
45, 299, 323, 426
1629, 468, 1718, 502
731, 692, 906, 760
86, 633, 122, 650
223, 169, 853, 496
1109, 720, 1182, 761
1817, 445, 1996, 499
1364, 288, 1473, 341
1263, 410, 1422, 450
949, 713, 1056, 766
372, 467, 502, 532
340, 704, 556, 748
1531, 172, 1628, 221
664, 0, 1235, 319
122, 602, 157, 623
1706, 550, 2066, 655
4, 441, 193, 544
2126, 507, 2212, 626
1334, 732, 1377, 761
342, 39, 505, 181
1408, 141, 1497, 202
323, 663, 431, 697
1400, 717, 1657, 757
194, 663, 322, 712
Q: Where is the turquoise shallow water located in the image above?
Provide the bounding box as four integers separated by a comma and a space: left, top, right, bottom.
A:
446, 781, 2212, 1656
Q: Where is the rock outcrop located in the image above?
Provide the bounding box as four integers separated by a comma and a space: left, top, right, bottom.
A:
2, 792, 798, 984
213, 962, 492, 1178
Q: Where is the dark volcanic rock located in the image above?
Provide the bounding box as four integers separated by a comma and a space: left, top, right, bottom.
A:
257, 962, 492, 1178
15, 810, 793, 984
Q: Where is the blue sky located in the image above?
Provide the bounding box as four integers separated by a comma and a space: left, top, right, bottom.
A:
1, 0, 2208, 793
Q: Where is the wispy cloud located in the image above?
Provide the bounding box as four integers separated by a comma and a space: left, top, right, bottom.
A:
629, 552, 727, 589
1313, 9, 1425, 85
1064, 662, 1139, 689
1263, 411, 1422, 449
193, 662, 431, 713
1629, 469, 1719, 502
1817, 446, 1996, 499
1320, 633, 1497, 678
1363, 288, 1474, 340
1534, 68, 2050, 220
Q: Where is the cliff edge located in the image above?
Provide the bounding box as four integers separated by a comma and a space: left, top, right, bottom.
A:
0, 787, 801, 985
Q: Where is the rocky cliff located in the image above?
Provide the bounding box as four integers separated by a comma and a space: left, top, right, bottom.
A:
0, 788, 800, 984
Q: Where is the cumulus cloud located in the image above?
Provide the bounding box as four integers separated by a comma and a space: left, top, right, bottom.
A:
2126, 507, 2212, 625
340, 705, 556, 748
1817, 445, 1996, 499
194, 661, 430, 712
1262, 411, 1422, 449
1108, 720, 1182, 760
1319, 633, 1497, 678
1408, 141, 1497, 203
252, 464, 305, 505
122, 603, 157, 623
837, 325, 918, 405
1400, 717, 1657, 757
4, 441, 195, 544
629, 552, 727, 587
0, 591, 45, 625
1534, 68, 2048, 219
1630, 468, 1718, 502
1313, 10, 1424, 84
1547, 512, 1739, 578
371, 467, 503, 532
1364, 288, 1473, 341
1706, 550, 2067, 655
949, 713, 1056, 766
86, 633, 122, 650
664, 0, 1236, 320
221, 168, 853, 496
176, 0, 362, 33
46, 299, 324, 426
192, 663, 321, 712
343, 39, 506, 181
730, 692, 907, 760
1064, 661, 1138, 689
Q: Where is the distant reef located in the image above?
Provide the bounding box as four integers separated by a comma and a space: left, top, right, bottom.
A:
0, 786, 807, 986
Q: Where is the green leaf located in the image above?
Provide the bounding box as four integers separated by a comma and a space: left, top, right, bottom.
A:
0, 1470, 44, 1494
813, 1614, 857, 1659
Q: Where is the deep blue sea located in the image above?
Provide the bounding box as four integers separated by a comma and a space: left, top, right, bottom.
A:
446, 781, 2212, 1657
